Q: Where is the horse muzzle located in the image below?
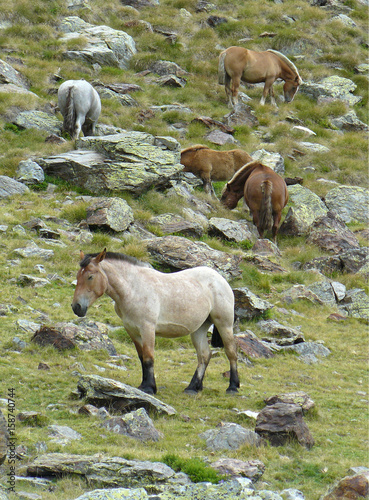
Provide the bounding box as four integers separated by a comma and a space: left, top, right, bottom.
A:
71, 302, 87, 317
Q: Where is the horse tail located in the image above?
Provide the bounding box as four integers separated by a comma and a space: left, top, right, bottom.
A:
218, 51, 227, 85
63, 86, 76, 137
259, 180, 273, 233
211, 325, 224, 348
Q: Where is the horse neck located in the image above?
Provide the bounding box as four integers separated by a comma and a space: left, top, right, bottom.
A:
229, 162, 259, 189
100, 259, 132, 302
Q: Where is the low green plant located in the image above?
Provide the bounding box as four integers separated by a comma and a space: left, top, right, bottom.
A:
162, 454, 224, 484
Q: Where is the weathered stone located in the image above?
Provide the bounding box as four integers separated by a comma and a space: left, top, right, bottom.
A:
13, 242, 53, 260
17, 412, 47, 426
13, 111, 62, 135
0, 175, 30, 198
307, 211, 360, 253
31, 322, 117, 355
282, 285, 324, 305
245, 255, 288, 274
279, 184, 327, 236
86, 197, 134, 232
223, 103, 259, 128
208, 218, 256, 244
157, 75, 186, 87
235, 331, 275, 359
146, 235, 242, 280
0, 58, 29, 88
252, 239, 281, 257
300, 76, 362, 106
149, 213, 203, 238
59, 17, 136, 69
251, 149, 285, 175
331, 110, 369, 132
321, 471, 369, 500
0, 410, 8, 465
103, 408, 163, 442
286, 341, 331, 364
16, 274, 51, 288
199, 423, 263, 451
324, 186, 369, 224
77, 374, 176, 416
257, 319, 305, 345
298, 141, 330, 153
307, 281, 337, 306
255, 403, 314, 449
233, 287, 274, 320
211, 457, 265, 482
340, 288, 369, 321
15, 160, 45, 185
205, 129, 237, 145
264, 392, 315, 413
48, 425, 82, 445
73, 488, 149, 500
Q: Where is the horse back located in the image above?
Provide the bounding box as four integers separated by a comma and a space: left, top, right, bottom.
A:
245, 166, 288, 210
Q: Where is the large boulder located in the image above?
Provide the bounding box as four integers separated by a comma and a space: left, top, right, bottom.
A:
0, 58, 29, 88
307, 211, 360, 253
324, 186, 369, 224
38, 132, 183, 195
300, 76, 362, 106
0, 176, 30, 198
59, 16, 136, 69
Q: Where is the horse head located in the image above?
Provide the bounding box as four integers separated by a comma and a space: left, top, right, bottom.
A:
220, 183, 240, 209
283, 75, 302, 103
71, 249, 108, 317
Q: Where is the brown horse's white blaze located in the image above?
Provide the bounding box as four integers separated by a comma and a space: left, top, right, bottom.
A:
218, 46, 302, 107
220, 161, 289, 243
180, 144, 252, 197
71, 249, 240, 395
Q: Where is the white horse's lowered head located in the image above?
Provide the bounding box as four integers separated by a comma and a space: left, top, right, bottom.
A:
58, 79, 101, 140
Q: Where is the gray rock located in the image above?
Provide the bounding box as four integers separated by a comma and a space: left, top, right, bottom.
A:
332, 13, 356, 26
86, 197, 134, 232
307, 211, 360, 253
279, 184, 327, 236
77, 374, 176, 416
297, 141, 330, 153
251, 149, 285, 175
264, 392, 315, 414
149, 213, 204, 238
146, 235, 242, 280
103, 408, 163, 442
300, 76, 362, 106
307, 281, 337, 306
281, 489, 305, 500
16, 274, 51, 288
331, 110, 369, 132
208, 218, 256, 244
0, 58, 29, 88
16, 160, 45, 185
324, 185, 369, 224
13, 242, 54, 260
0, 175, 30, 198
233, 287, 274, 320
0, 83, 38, 97
199, 423, 263, 450
282, 284, 324, 305
211, 457, 265, 482
340, 288, 369, 321
13, 111, 62, 135
223, 103, 259, 128
149, 60, 187, 77
48, 425, 82, 445
205, 130, 237, 145
257, 319, 304, 345
286, 341, 331, 363
73, 488, 149, 500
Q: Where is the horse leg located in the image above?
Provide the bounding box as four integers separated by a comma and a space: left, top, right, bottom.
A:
185, 324, 212, 394
73, 115, 84, 139
219, 327, 239, 393
272, 211, 282, 244
130, 330, 157, 395
261, 78, 275, 105
230, 75, 241, 106
269, 86, 277, 107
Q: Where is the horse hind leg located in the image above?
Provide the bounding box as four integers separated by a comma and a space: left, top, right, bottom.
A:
215, 323, 239, 393
185, 323, 212, 394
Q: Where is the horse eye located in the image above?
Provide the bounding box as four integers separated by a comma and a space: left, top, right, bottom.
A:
88, 275, 93, 280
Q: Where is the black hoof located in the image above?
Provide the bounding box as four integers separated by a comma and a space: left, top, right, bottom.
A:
226, 387, 239, 394
184, 388, 199, 395
138, 385, 156, 395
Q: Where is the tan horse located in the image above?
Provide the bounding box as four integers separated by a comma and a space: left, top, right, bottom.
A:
181, 144, 252, 197
218, 46, 302, 107
72, 250, 240, 395
220, 161, 289, 242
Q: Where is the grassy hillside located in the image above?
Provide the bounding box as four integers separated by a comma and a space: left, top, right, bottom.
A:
0, 0, 368, 499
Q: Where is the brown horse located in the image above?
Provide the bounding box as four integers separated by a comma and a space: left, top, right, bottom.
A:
218, 46, 302, 107
220, 161, 289, 242
181, 144, 252, 197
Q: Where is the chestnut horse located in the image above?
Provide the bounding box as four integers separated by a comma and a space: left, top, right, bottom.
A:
72, 250, 240, 396
220, 161, 289, 242
181, 144, 252, 197
218, 46, 302, 107
58, 79, 101, 140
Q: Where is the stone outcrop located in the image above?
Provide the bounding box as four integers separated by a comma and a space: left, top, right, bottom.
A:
300, 76, 362, 105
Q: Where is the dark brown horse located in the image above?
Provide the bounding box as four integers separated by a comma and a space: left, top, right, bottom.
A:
181, 144, 252, 197
220, 161, 289, 242
218, 46, 302, 107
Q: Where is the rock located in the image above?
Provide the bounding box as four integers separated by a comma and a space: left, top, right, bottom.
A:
324, 186, 369, 224
17, 274, 51, 288
48, 425, 82, 445
286, 341, 331, 364
86, 197, 134, 232
208, 218, 256, 244
157, 75, 187, 87
17, 412, 47, 426
307, 211, 360, 253
298, 142, 330, 153
340, 288, 369, 321
300, 76, 362, 106
15, 160, 45, 185
13, 111, 62, 135
282, 284, 324, 305
211, 457, 265, 482
332, 13, 357, 27
251, 149, 285, 175
39, 132, 183, 196
73, 488, 149, 500
0, 175, 30, 198
281, 489, 305, 500
331, 110, 369, 132
13, 241, 53, 260
149, 213, 204, 238
321, 471, 369, 499
146, 235, 242, 280
199, 423, 263, 450
31, 322, 117, 355
279, 184, 327, 236
264, 392, 315, 413
0, 410, 8, 465
252, 239, 281, 256
149, 60, 187, 77
257, 319, 305, 345
233, 287, 274, 320
235, 331, 275, 359
0, 58, 29, 88
223, 103, 259, 128
59, 16, 136, 69
77, 374, 176, 416
255, 403, 314, 449
103, 408, 163, 442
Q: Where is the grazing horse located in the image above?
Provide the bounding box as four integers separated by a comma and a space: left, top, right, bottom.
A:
220, 161, 289, 242
58, 80, 101, 140
218, 46, 302, 106
71, 249, 240, 396
181, 144, 252, 197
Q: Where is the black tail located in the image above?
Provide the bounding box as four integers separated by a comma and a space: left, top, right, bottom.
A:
211, 325, 224, 348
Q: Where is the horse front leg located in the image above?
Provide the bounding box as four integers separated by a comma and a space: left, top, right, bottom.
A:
185, 325, 212, 394
129, 329, 157, 395
261, 78, 276, 106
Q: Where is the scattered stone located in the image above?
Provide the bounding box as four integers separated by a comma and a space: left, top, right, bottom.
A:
211, 457, 265, 482
300, 76, 362, 106
324, 185, 369, 224
264, 392, 315, 414
233, 287, 274, 321
235, 331, 275, 359
13, 111, 62, 135
255, 403, 314, 449
103, 408, 163, 442
307, 211, 360, 253
321, 471, 369, 499
257, 319, 305, 345
286, 341, 331, 364
223, 103, 259, 128
86, 197, 134, 232
0, 175, 30, 198
199, 423, 263, 451
208, 218, 256, 244
48, 425, 82, 445
251, 149, 285, 175
149, 213, 203, 238
17, 412, 47, 426
331, 110, 369, 132
205, 129, 237, 145
16, 274, 51, 288
13, 242, 54, 260
15, 160, 45, 185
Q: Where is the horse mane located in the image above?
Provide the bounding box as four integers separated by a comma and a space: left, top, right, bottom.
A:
226, 161, 264, 188
181, 144, 211, 154
80, 252, 147, 268
267, 50, 301, 81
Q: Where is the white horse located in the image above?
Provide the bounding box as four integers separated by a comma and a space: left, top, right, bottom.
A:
58, 80, 101, 140
71, 249, 240, 395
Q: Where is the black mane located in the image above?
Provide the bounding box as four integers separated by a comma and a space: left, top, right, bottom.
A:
80, 252, 146, 268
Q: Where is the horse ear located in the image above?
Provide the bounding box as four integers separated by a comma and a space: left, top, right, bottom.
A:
80, 250, 85, 261
96, 248, 107, 263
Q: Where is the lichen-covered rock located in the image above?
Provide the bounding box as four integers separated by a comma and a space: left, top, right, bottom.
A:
251, 149, 285, 174
300, 76, 362, 106
16, 160, 45, 185
13, 110, 62, 135
199, 423, 263, 451
0, 58, 30, 88
324, 185, 369, 224
331, 110, 369, 132
233, 287, 274, 320
73, 488, 149, 500
208, 218, 256, 244
307, 211, 360, 253
103, 408, 163, 442
0, 175, 30, 198
86, 197, 134, 232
